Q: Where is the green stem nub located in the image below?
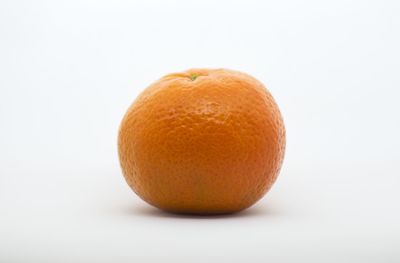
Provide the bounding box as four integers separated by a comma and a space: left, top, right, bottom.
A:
190, 74, 199, 81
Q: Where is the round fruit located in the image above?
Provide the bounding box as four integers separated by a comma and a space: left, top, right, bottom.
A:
118, 68, 285, 214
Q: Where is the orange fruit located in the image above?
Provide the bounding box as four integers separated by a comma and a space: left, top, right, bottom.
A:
118, 68, 285, 214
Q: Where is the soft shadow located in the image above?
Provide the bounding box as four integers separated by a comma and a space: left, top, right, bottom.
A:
123, 204, 279, 219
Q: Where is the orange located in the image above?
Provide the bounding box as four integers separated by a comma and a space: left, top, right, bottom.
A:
118, 68, 285, 214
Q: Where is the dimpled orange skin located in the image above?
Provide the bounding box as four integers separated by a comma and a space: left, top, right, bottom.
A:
118, 69, 285, 214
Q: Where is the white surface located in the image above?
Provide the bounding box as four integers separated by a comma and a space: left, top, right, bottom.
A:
1, 0, 400, 262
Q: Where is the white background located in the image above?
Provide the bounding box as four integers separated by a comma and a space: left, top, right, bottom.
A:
1, 0, 400, 262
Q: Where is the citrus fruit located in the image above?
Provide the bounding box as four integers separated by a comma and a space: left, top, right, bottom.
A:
118, 68, 285, 214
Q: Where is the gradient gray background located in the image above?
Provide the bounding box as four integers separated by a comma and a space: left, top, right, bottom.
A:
1, 0, 399, 262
